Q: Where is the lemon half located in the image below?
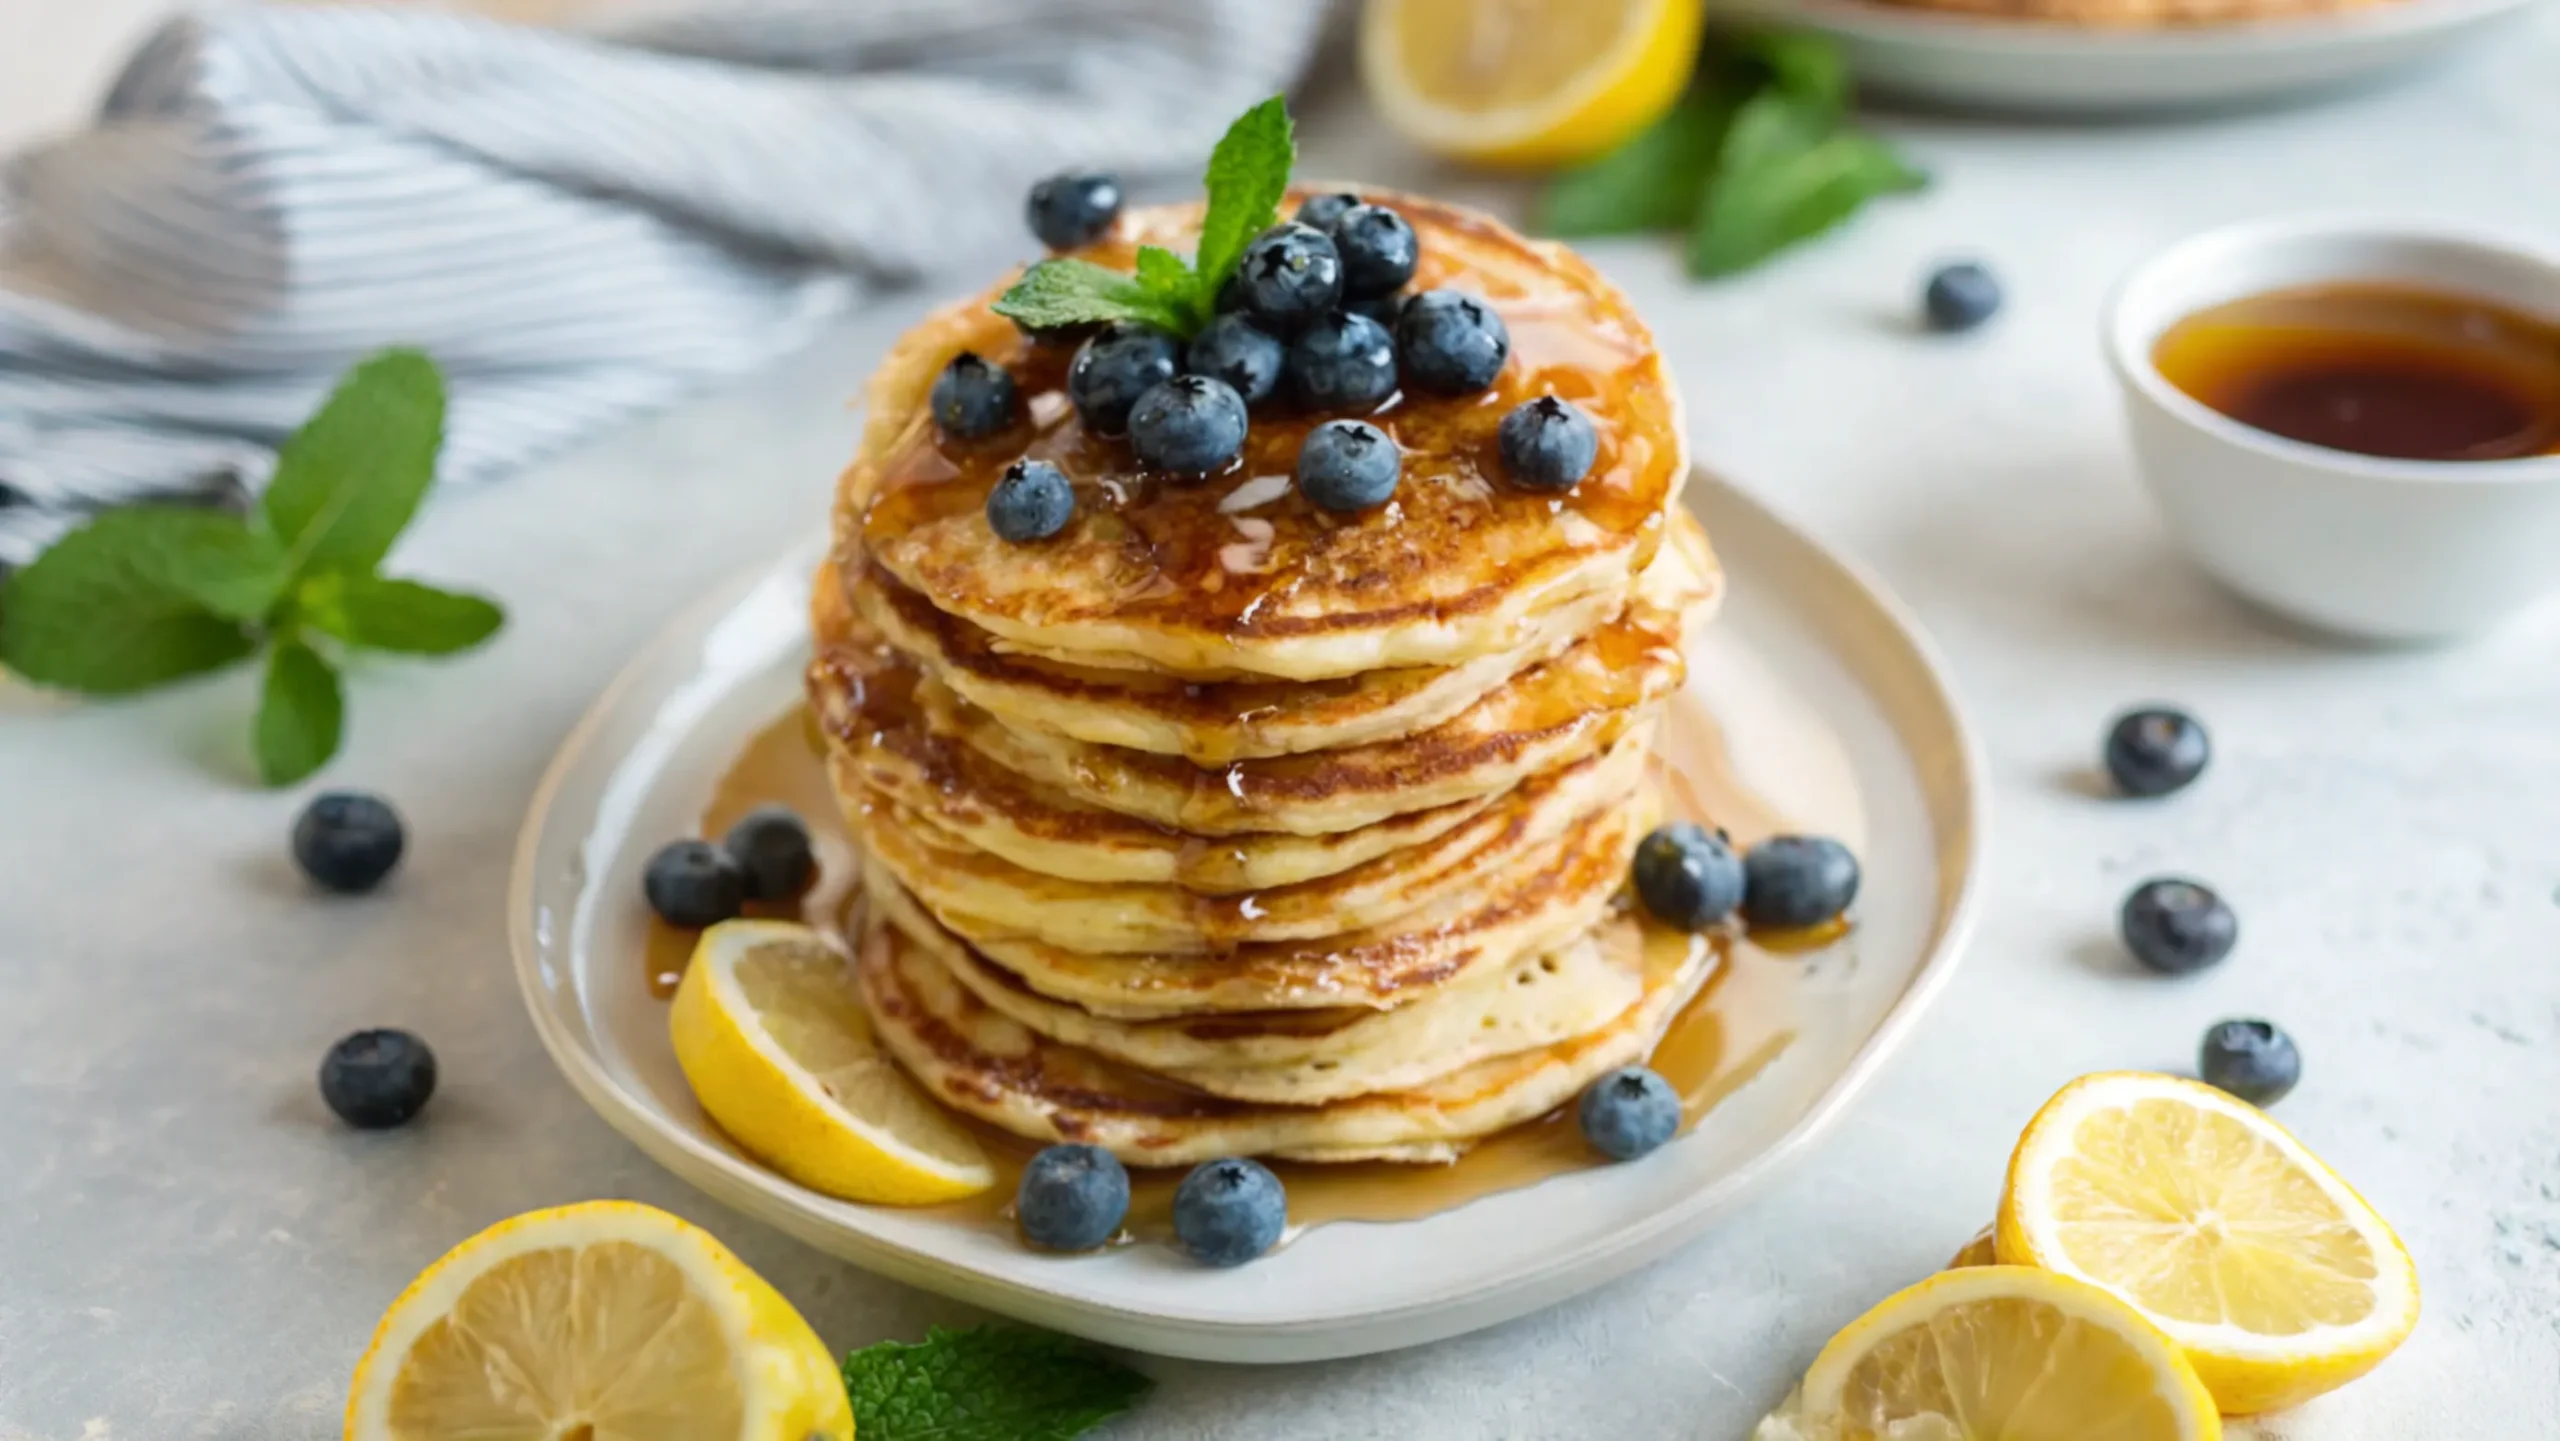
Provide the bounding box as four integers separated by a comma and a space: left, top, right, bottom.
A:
1360, 0, 1708, 169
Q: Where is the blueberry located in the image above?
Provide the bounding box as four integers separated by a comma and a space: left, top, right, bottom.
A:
1923, 261, 2002, 333
1214, 269, 1249, 314
292, 792, 404, 894
1396, 289, 1509, 394
1498, 395, 1599, 492
1742, 835, 1861, 928
1287, 311, 1398, 412
1128, 375, 1248, 475
1172, 1157, 1286, 1266
1578, 1066, 1680, 1161
1236, 223, 1342, 332
1294, 191, 1362, 233
1067, 322, 1180, 435
986, 458, 1076, 544
1331, 204, 1419, 299
644, 839, 745, 927
1026, 171, 1122, 251
1017, 1143, 1130, 1252
320, 1028, 437, 1129
2200, 1019, 2301, 1106
929, 351, 1018, 441
2104, 706, 2210, 798
1631, 822, 1745, 931
1295, 419, 1400, 513
1185, 314, 1285, 406
2119, 877, 2237, 975
723, 804, 814, 902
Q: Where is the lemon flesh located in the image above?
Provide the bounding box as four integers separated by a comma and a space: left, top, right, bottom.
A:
1361, 0, 1707, 168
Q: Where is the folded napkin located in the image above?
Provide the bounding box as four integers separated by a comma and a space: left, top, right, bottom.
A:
0, 0, 1329, 564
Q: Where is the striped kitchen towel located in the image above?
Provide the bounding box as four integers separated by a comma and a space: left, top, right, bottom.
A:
0, 0, 1331, 564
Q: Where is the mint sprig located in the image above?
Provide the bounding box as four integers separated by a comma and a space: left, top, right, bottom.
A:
842, 1324, 1152, 1441
0, 348, 503, 785
992, 95, 1295, 339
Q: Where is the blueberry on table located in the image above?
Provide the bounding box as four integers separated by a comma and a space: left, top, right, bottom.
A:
1017, 1144, 1131, 1252
1295, 420, 1401, 513
1923, 261, 2003, 333
292, 792, 404, 894
1632, 822, 1745, 931
1172, 1157, 1287, 1266
1067, 322, 1180, 435
1185, 313, 1285, 406
2120, 878, 2236, 975
1128, 375, 1249, 475
1397, 288, 1509, 394
1287, 310, 1398, 412
320, 1028, 438, 1129
1332, 203, 1419, 299
1025, 171, 1122, 251
1498, 395, 1599, 492
723, 804, 815, 902
1236, 223, 1342, 332
643, 839, 746, 927
1742, 835, 1861, 928
2104, 706, 2211, 798
1294, 191, 1362, 233
986, 459, 1076, 544
928, 352, 1018, 441
1578, 1066, 1680, 1161
2200, 1019, 2301, 1106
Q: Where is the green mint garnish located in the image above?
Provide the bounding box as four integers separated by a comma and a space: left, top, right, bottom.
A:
0, 347, 504, 785
841, 1324, 1152, 1441
993, 94, 1296, 340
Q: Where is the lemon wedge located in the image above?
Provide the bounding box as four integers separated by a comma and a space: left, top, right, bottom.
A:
1996, 1071, 2420, 1415
1360, 0, 1707, 169
671, 918, 992, 1205
344, 1200, 851, 1441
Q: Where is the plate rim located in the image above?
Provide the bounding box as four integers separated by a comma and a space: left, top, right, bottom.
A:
1734, 0, 2536, 52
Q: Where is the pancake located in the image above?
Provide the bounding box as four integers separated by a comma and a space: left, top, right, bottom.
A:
856, 894, 1719, 1165
856, 733, 1648, 954
839, 189, 1687, 683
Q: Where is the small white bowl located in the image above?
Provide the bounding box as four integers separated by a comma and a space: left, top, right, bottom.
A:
2104, 219, 2560, 643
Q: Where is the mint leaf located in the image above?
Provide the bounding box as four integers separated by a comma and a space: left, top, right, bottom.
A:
1728, 28, 1850, 116
255, 636, 342, 785
0, 507, 261, 694
1193, 94, 1293, 298
993, 258, 1191, 335
1688, 95, 1924, 278
1133, 245, 1206, 328
843, 1325, 1151, 1441
304, 574, 503, 656
261, 348, 445, 579
1538, 92, 1738, 237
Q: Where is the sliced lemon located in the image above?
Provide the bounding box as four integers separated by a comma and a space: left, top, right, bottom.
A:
344, 1200, 851, 1441
1996, 1071, 2420, 1415
671, 918, 991, 1205
1360, 0, 1707, 169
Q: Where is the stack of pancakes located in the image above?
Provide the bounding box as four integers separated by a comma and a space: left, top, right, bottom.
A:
809, 194, 1722, 1166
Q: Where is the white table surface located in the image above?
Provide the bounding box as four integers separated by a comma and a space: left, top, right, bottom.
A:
7, 18, 2560, 1439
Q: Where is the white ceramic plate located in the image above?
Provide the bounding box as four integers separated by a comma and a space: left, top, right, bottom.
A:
509, 472, 1986, 1363
1720, 0, 2540, 114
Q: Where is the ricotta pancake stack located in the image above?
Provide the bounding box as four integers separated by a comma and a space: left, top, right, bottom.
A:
810, 192, 1721, 1166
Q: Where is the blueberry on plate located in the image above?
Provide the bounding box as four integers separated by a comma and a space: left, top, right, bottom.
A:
1128, 374, 1249, 475
1017, 1143, 1130, 1252
644, 840, 746, 927
1923, 261, 2002, 333
1172, 1157, 1286, 1267
2104, 706, 2210, 798
986, 458, 1076, 544
1397, 288, 1509, 394
2200, 1018, 2300, 1106
1236, 223, 1342, 332
320, 1028, 438, 1129
723, 804, 814, 902
1287, 310, 1398, 412
1026, 171, 1122, 251
1331, 203, 1419, 299
1631, 822, 1745, 930
1296, 419, 1400, 513
1578, 1066, 1680, 1161
292, 791, 404, 894
2119, 877, 2236, 975
1186, 313, 1285, 406
1294, 191, 1362, 233
1742, 835, 1861, 928
1498, 395, 1598, 492
928, 351, 1018, 441
1067, 322, 1180, 435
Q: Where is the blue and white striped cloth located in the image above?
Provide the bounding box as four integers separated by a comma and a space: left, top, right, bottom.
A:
0, 1, 1330, 564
